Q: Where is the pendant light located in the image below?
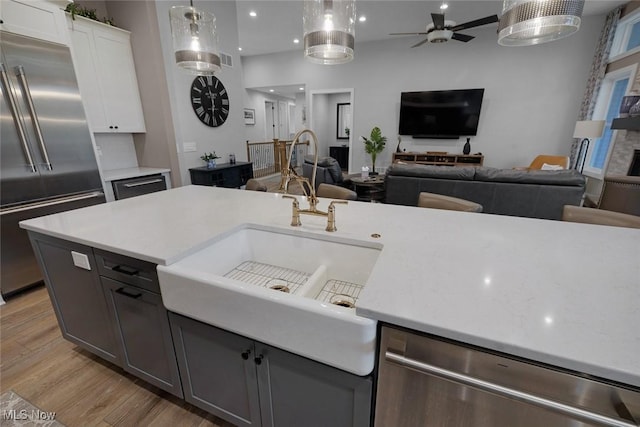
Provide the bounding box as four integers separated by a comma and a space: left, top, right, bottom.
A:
169, 0, 220, 75
303, 0, 356, 65
498, 0, 585, 47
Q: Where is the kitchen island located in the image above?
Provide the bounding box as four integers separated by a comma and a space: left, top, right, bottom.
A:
20, 185, 640, 425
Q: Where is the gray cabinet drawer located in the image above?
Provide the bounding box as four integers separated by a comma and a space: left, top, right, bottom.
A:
95, 249, 159, 293
112, 174, 166, 200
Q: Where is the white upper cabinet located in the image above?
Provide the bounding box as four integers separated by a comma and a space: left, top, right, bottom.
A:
0, 0, 69, 45
67, 15, 146, 133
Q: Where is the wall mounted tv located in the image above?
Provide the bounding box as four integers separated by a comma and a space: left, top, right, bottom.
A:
398, 88, 485, 138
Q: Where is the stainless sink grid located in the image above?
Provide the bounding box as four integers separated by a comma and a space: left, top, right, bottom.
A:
224, 261, 310, 294
316, 279, 363, 308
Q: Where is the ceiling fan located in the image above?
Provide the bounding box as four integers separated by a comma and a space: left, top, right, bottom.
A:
390, 13, 499, 47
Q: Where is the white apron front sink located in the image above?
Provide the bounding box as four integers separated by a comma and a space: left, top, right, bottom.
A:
157, 223, 383, 375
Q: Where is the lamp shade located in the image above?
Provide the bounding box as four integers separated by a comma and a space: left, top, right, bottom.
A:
169, 5, 221, 75
573, 120, 605, 138
498, 0, 585, 47
303, 0, 356, 65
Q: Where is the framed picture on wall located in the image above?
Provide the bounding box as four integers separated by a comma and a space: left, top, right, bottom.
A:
337, 103, 351, 139
244, 108, 255, 125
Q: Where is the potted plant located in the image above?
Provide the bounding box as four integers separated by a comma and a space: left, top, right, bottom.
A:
361, 126, 387, 175
201, 151, 220, 169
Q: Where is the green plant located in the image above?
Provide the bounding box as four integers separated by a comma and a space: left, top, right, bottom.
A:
361, 126, 387, 173
200, 152, 220, 161
65, 3, 114, 26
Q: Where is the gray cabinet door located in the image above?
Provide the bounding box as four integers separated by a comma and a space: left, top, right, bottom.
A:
255, 344, 372, 427
101, 276, 183, 398
169, 313, 262, 426
29, 233, 119, 363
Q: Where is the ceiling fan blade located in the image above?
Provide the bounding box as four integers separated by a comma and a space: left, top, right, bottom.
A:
411, 38, 430, 48
451, 33, 475, 42
431, 13, 445, 30
389, 32, 429, 36
450, 15, 499, 32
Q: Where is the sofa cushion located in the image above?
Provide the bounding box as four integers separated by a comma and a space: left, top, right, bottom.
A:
475, 167, 586, 186
387, 163, 476, 180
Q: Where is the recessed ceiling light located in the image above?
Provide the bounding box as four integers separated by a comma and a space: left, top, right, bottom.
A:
299, 87, 304, 91
238, 47, 243, 51
440, 3, 448, 10
358, 16, 366, 22
269, 89, 275, 92
293, 38, 300, 44
249, 11, 257, 17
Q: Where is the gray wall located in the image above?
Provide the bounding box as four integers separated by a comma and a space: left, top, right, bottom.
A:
242, 16, 605, 171
154, 0, 247, 185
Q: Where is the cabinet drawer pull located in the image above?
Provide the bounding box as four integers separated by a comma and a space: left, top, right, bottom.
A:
385, 350, 636, 427
115, 287, 142, 299
254, 355, 263, 365
123, 179, 164, 188
241, 350, 251, 360
112, 265, 139, 276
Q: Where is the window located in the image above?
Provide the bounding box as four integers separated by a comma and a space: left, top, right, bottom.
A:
610, 9, 640, 60
583, 65, 637, 177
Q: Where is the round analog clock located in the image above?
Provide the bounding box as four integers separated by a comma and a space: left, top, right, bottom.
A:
190, 75, 229, 127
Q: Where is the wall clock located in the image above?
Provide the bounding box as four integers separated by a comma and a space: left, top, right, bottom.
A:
190, 75, 229, 127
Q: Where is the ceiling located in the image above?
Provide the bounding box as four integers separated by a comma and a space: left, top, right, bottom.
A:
235, 0, 628, 57
237, 0, 627, 98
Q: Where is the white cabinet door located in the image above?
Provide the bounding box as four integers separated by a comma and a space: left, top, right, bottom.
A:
0, 0, 68, 45
67, 16, 145, 133
92, 25, 145, 133
68, 19, 109, 131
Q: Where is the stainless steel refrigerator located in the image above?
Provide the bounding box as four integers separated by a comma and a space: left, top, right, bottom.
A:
1, 31, 105, 297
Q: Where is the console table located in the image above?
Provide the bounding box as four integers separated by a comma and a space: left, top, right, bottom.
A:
393, 152, 483, 167
189, 162, 253, 188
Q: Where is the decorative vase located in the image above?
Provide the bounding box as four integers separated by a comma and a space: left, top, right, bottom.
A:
620, 95, 640, 118
463, 138, 471, 155
207, 159, 216, 169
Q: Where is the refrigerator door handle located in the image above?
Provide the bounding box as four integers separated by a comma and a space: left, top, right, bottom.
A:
0, 63, 37, 173
14, 65, 52, 170
0, 191, 104, 216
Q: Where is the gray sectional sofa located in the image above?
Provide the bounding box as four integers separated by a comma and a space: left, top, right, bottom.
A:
385, 163, 586, 220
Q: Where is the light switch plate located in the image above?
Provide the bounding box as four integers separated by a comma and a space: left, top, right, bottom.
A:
71, 251, 91, 270
183, 142, 197, 152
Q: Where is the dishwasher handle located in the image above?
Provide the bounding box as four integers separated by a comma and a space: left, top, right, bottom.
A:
385, 350, 637, 427
123, 178, 164, 188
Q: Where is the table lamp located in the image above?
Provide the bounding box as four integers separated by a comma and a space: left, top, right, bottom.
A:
573, 120, 605, 173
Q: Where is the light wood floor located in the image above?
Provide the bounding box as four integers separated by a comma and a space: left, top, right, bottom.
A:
0, 285, 235, 427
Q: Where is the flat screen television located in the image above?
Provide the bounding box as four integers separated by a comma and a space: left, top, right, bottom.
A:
398, 88, 485, 138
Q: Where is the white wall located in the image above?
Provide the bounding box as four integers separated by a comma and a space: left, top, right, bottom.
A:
242, 16, 605, 171
243, 90, 296, 142
311, 93, 332, 157
154, 0, 246, 185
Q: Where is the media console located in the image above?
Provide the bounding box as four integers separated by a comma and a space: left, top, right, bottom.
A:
392, 152, 484, 167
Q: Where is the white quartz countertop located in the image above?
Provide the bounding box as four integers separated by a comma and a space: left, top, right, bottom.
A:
102, 167, 171, 182
20, 185, 640, 388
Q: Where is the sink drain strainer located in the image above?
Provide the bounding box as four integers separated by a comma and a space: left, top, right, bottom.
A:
270, 284, 290, 293
267, 278, 291, 293
330, 294, 355, 308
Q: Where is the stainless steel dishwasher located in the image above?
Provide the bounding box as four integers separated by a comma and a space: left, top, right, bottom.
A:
375, 325, 640, 426
112, 174, 167, 200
